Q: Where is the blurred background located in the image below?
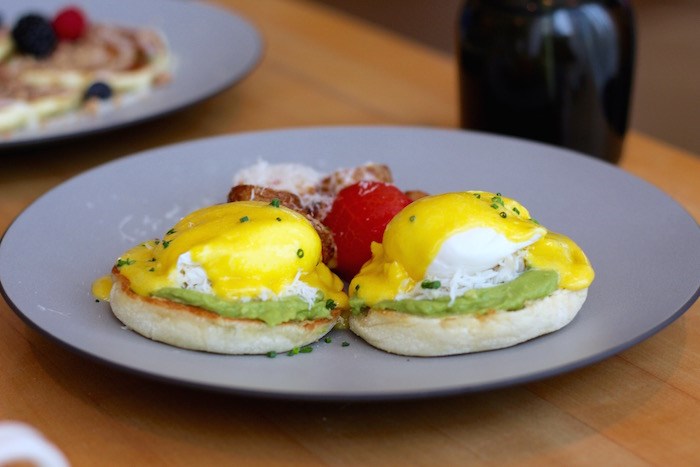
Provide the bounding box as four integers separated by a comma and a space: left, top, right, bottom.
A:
312, 0, 700, 155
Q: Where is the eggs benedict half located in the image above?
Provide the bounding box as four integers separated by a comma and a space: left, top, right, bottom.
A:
95, 201, 348, 355
348, 191, 594, 356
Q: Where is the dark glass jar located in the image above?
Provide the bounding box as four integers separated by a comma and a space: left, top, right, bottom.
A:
457, 0, 635, 163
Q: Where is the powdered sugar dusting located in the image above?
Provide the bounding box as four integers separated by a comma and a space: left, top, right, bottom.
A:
233, 159, 323, 195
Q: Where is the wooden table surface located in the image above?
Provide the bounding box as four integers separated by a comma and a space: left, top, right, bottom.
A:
2, 0, 699, 465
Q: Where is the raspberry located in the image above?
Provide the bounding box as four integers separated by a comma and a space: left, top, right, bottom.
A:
12, 14, 57, 58
52, 6, 87, 41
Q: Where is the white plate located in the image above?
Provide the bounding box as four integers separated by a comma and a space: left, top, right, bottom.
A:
1, 127, 699, 400
1, 0, 262, 149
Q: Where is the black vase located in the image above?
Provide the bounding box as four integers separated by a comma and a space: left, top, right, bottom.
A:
457, 0, 636, 163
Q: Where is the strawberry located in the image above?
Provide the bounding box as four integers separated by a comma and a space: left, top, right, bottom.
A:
324, 181, 412, 281
52, 6, 87, 41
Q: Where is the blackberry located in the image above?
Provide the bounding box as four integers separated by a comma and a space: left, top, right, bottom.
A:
12, 14, 57, 58
84, 82, 113, 100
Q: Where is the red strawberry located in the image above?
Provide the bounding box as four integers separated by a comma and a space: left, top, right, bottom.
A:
324, 181, 412, 281
52, 6, 87, 41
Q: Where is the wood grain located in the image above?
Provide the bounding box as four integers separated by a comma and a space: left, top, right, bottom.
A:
1, 0, 699, 465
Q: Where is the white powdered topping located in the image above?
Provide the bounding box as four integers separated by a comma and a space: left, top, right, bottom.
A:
232, 159, 336, 216
300, 190, 335, 218
233, 160, 323, 196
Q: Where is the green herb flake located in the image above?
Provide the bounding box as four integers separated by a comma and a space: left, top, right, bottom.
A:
276, 217, 282, 222
239, 216, 250, 223
342, 342, 350, 347
490, 203, 499, 210
531, 218, 540, 225
287, 347, 300, 356
325, 299, 336, 310
473, 193, 481, 199
166, 228, 176, 236
324, 337, 332, 344
499, 212, 507, 218
421, 280, 441, 289
409, 215, 416, 222
149, 267, 155, 272
266, 351, 277, 358
296, 248, 304, 258
270, 198, 281, 208
300, 346, 313, 354
162, 240, 171, 249
354, 284, 360, 292
116, 258, 135, 268
154, 239, 161, 245
512, 207, 521, 215
496, 192, 502, 196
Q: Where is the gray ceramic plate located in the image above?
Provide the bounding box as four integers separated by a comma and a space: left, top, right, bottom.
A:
1, 0, 262, 149
1, 127, 699, 400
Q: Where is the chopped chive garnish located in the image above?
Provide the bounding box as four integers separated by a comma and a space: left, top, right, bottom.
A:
531, 218, 540, 225
421, 280, 441, 289
162, 240, 171, 249
154, 239, 160, 245
499, 212, 507, 218
266, 351, 277, 358
116, 258, 135, 267
496, 192, 502, 196
300, 346, 313, 354
512, 207, 520, 215
287, 347, 300, 356
276, 217, 282, 222
324, 337, 332, 344
166, 228, 176, 235
325, 299, 336, 310
270, 198, 281, 208
297, 248, 304, 258
473, 193, 481, 198
240, 216, 249, 223
490, 203, 499, 209
342, 342, 350, 347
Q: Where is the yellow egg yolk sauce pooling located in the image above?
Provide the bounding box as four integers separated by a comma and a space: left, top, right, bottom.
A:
349, 191, 594, 315
95, 201, 348, 326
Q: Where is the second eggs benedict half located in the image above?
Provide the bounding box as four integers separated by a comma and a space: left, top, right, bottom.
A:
97, 200, 348, 355
348, 191, 594, 356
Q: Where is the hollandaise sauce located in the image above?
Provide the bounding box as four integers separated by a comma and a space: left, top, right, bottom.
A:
94, 201, 348, 324
92, 275, 113, 301
349, 191, 594, 315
